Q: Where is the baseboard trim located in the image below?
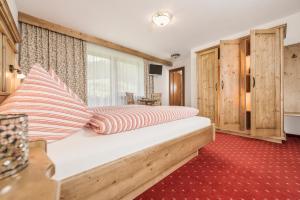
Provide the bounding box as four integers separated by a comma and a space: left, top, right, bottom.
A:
217, 128, 284, 144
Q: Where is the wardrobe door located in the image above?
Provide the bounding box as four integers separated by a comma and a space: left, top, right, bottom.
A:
219, 40, 241, 131
250, 28, 283, 137
197, 48, 219, 124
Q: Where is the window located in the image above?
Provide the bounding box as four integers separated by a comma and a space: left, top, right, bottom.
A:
87, 43, 144, 107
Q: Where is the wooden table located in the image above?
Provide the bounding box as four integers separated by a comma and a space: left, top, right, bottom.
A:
138, 98, 157, 105
0, 141, 59, 200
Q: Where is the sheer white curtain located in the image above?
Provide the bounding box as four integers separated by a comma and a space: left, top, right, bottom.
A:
87, 43, 144, 107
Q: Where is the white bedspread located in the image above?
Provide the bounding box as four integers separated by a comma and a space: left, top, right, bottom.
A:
47, 116, 211, 180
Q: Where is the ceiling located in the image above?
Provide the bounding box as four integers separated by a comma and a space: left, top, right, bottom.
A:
16, 0, 300, 60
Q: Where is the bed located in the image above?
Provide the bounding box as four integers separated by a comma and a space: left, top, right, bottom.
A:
47, 116, 215, 200
0, 64, 215, 200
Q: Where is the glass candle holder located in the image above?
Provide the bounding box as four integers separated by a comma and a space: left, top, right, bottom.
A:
0, 114, 28, 179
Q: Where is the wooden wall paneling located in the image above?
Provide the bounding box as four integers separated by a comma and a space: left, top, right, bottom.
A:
0, 0, 20, 51
284, 43, 300, 114
18, 12, 172, 66
0, 0, 20, 102
1, 32, 18, 94
197, 48, 218, 124
219, 40, 241, 131
5, 35, 19, 92
250, 28, 283, 137
0, 33, 3, 91
2, 34, 6, 92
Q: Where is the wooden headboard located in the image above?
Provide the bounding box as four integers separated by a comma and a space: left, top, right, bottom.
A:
0, 0, 21, 103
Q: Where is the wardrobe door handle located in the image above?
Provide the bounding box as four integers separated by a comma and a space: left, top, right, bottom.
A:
253, 77, 256, 88
215, 83, 218, 91
221, 80, 224, 90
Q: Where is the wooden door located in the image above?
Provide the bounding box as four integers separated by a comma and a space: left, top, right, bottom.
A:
169, 67, 184, 106
219, 40, 241, 131
250, 28, 283, 137
197, 48, 219, 124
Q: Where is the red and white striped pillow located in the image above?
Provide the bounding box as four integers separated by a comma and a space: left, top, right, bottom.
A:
0, 64, 92, 143
88, 105, 199, 134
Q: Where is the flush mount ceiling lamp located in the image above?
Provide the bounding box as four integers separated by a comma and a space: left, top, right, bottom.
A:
152, 11, 172, 27
171, 53, 181, 59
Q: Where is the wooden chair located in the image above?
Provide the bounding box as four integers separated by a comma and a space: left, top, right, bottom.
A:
125, 92, 135, 104
151, 93, 162, 106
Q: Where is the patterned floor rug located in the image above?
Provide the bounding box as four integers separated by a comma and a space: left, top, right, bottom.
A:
136, 132, 300, 200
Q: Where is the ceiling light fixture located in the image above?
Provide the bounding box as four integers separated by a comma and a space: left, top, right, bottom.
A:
171, 53, 181, 59
152, 11, 172, 27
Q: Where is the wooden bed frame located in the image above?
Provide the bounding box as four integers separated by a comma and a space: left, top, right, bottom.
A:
59, 124, 215, 200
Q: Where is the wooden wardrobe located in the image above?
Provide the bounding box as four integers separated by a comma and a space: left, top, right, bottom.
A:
197, 48, 219, 124
197, 25, 285, 143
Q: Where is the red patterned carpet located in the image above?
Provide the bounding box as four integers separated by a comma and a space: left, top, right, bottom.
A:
136, 132, 300, 200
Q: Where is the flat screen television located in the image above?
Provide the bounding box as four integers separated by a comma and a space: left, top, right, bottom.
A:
149, 64, 162, 75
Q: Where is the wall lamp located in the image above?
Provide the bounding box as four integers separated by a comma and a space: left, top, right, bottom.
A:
9, 65, 26, 79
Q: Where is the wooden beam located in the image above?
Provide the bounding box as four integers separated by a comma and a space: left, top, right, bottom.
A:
18, 12, 172, 66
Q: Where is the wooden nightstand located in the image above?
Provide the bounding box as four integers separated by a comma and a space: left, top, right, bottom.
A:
0, 141, 59, 200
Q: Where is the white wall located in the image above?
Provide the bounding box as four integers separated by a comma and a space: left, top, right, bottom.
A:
284, 116, 300, 135
190, 11, 300, 108
153, 54, 192, 106
153, 66, 169, 105
171, 55, 191, 106
7, 0, 18, 26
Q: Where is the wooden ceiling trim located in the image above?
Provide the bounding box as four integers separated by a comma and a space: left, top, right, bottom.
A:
0, 0, 21, 43
18, 12, 172, 66
0, 0, 21, 52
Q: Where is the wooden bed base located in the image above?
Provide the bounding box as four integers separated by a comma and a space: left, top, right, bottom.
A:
60, 124, 215, 200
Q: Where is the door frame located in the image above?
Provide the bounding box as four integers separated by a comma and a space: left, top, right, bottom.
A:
169, 67, 185, 106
